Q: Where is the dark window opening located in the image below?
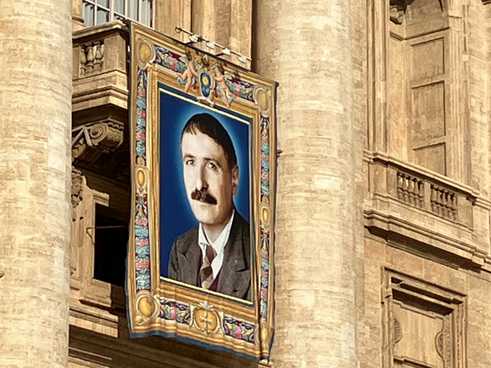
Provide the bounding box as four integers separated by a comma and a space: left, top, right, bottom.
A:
94, 204, 128, 287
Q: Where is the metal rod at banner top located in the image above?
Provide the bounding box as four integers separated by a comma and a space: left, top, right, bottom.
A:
174, 26, 251, 64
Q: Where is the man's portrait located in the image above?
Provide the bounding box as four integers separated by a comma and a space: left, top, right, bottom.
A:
159, 89, 251, 301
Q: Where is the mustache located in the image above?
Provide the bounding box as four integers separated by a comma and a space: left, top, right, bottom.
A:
191, 188, 217, 205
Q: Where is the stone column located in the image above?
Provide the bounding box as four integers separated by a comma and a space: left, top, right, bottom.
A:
255, 1, 358, 367
0, 1, 72, 368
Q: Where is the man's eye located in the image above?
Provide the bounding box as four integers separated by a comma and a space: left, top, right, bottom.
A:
207, 162, 217, 170
184, 159, 194, 165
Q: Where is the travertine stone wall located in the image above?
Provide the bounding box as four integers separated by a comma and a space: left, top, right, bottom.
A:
155, 0, 252, 68
255, 1, 360, 367
0, 1, 72, 367
361, 236, 491, 368
467, 0, 490, 195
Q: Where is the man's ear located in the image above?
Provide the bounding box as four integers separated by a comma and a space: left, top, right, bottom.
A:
231, 165, 239, 195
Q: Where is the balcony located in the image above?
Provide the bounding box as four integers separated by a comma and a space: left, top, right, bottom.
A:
70, 20, 130, 338
365, 151, 491, 270
72, 21, 130, 196
73, 21, 128, 128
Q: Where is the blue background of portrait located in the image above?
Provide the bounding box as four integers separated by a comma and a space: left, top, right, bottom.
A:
158, 84, 251, 277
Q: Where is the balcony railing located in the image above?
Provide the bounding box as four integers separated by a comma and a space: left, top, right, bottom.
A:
365, 151, 491, 268
395, 170, 460, 222
80, 41, 104, 76
396, 171, 424, 210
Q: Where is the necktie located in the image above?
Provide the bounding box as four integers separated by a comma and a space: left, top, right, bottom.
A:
200, 244, 217, 289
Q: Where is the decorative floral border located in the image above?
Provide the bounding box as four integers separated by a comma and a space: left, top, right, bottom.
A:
159, 298, 191, 325
134, 69, 151, 292
259, 116, 270, 321
223, 316, 256, 344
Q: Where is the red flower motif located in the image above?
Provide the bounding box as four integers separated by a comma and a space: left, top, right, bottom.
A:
234, 326, 243, 340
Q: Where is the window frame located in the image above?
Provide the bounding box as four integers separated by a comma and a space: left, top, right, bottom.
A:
82, 0, 154, 28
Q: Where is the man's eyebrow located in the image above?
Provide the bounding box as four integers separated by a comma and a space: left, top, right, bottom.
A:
182, 153, 195, 159
204, 157, 222, 168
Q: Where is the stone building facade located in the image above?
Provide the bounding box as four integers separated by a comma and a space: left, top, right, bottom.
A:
1, 0, 491, 367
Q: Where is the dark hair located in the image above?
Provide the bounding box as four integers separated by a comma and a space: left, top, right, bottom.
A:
214, 63, 225, 75
181, 113, 237, 169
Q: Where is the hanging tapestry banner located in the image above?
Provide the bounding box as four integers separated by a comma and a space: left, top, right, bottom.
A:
127, 22, 277, 361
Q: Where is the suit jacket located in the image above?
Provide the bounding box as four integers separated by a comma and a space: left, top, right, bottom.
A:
168, 213, 251, 301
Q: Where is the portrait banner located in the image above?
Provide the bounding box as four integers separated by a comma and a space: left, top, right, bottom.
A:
127, 22, 277, 361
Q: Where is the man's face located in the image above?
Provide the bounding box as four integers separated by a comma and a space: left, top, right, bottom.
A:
181, 131, 238, 228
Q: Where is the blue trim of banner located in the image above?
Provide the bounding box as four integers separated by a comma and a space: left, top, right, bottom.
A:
128, 328, 259, 361
268, 80, 280, 356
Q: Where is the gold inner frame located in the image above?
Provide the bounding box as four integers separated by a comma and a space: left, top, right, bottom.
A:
151, 70, 260, 313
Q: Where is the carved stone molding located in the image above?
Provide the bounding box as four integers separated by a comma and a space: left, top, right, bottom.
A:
382, 270, 466, 368
434, 318, 452, 367
71, 168, 84, 218
390, 5, 405, 25
389, 0, 412, 25
435, 331, 444, 357
72, 120, 124, 164
393, 318, 402, 344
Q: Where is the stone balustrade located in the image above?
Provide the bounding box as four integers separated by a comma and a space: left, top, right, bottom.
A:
395, 170, 459, 222
430, 184, 458, 221
369, 153, 474, 227
72, 21, 129, 182
365, 151, 491, 269
397, 171, 424, 210
80, 40, 104, 76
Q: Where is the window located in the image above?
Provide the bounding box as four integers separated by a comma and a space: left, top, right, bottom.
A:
83, 0, 153, 28
93, 204, 128, 287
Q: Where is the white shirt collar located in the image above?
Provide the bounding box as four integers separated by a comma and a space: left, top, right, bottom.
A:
198, 210, 235, 278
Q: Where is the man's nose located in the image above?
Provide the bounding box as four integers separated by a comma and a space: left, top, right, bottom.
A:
195, 165, 208, 190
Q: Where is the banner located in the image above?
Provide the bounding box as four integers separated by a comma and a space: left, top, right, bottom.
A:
127, 22, 277, 360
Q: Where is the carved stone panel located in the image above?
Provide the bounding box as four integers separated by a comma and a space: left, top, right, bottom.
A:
412, 82, 445, 141
383, 270, 466, 368
411, 38, 445, 81
409, 32, 449, 176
